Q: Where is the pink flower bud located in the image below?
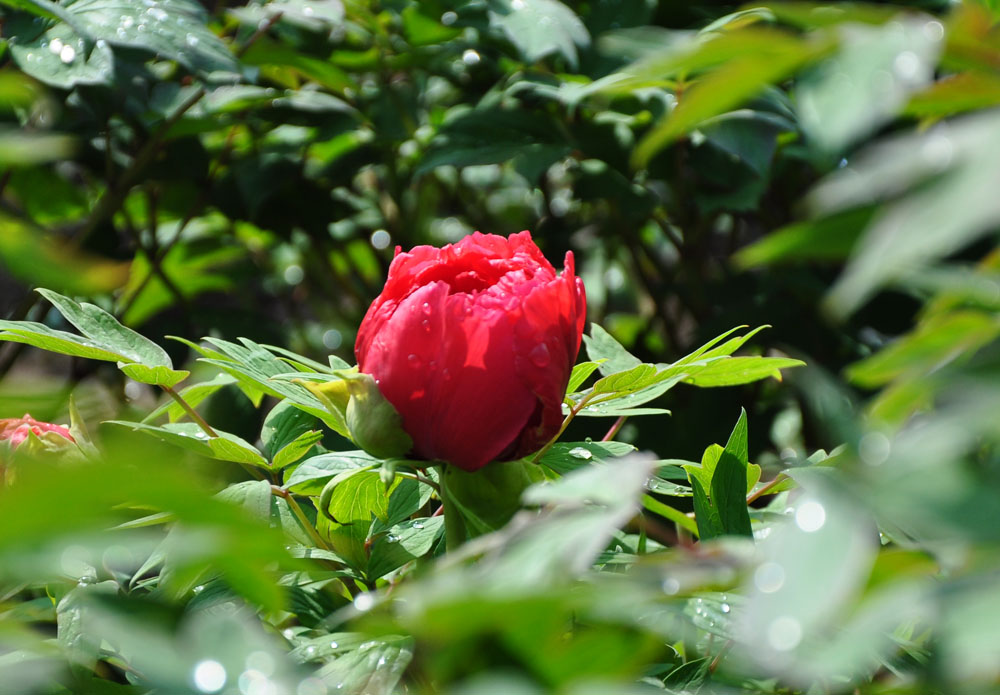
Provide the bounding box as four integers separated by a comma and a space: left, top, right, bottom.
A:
356, 231, 586, 471
0, 414, 75, 450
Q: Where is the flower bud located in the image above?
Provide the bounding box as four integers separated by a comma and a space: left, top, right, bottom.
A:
0, 413, 76, 483
355, 231, 586, 471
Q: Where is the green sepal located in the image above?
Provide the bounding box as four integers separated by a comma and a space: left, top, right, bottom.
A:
301, 370, 413, 460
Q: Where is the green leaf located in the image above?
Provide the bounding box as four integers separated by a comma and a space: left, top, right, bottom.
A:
402, 5, 461, 46
686, 410, 756, 538
524, 455, 654, 509
591, 363, 658, 396
261, 399, 320, 459
106, 421, 268, 468
848, 311, 1000, 389
642, 494, 699, 535
682, 356, 805, 387
8, 20, 115, 89
733, 207, 874, 268
324, 470, 400, 525
699, 108, 793, 175
37, 289, 172, 367
367, 517, 444, 579
488, 0, 590, 68
904, 71, 1000, 119
118, 363, 190, 389
284, 450, 381, 495
370, 477, 436, 534
314, 637, 413, 695
216, 480, 313, 545
417, 105, 572, 183
142, 373, 237, 424
812, 110, 1000, 317
0, 321, 128, 362
242, 37, 356, 92
196, 337, 348, 436
797, 17, 941, 154
538, 441, 636, 475
725, 407, 749, 464
691, 476, 724, 540
566, 360, 604, 394
584, 324, 643, 376
272, 430, 324, 470
68, 0, 238, 76
0, 289, 188, 386
710, 452, 753, 537
683, 443, 724, 493
632, 29, 827, 165
263, 344, 348, 373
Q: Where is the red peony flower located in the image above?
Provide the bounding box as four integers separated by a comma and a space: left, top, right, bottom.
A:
0, 413, 75, 449
355, 231, 586, 471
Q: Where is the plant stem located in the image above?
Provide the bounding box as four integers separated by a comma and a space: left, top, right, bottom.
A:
530, 394, 594, 465
394, 471, 441, 492
602, 416, 628, 441
271, 485, 333, 552
746, 475, 787, 504
162, 385, 217, 438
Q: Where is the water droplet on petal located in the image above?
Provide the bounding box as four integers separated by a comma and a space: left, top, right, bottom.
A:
529, 343, 550, 367
329, 641, 338, 649
59, 44, 76, 63
721, 602, 731, 613
421, 302, 432, 315
568, 447, 592, 460
411, 521, 424, 529
407, 354, 422, 368
386, 534, 399, 543
421, 319, 431, 332
186, 33, 199, 47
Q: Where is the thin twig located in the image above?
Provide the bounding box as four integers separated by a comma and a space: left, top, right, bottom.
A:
530, 394, 595, 465
708, 641, 734, 674
271, 485, 333, 552
162, 385, 217, 437
601, 416, 627, 442
746, 475, 787, 504
395, 471, 440, 492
